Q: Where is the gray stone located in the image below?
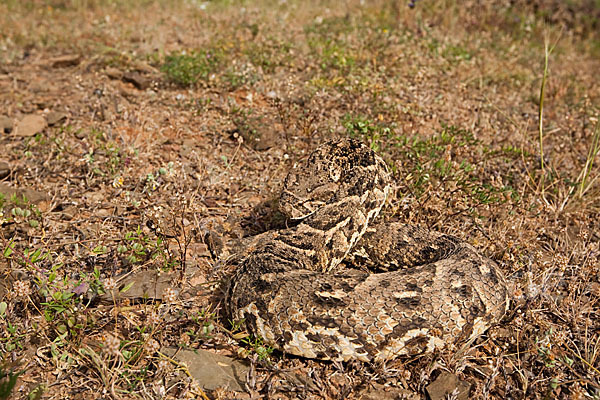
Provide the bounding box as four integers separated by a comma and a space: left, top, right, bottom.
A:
46, 111, 67, 126
0, 183, 50, 205
426, 372, 471, 400
49, 54, 81, 68
162, 347, 249, 391
105, 67, 123, 80
123, 72, 150, 90
15, 115, 47, 137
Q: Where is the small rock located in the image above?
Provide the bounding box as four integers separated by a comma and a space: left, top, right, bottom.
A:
29, 81, 50, 93
0, 162, 9, 179
132, 60, 159, 74
162, 348, 249, 391
60, 205, 79, 220
0, 183, 50, 205
105, 67, 123, 80
14, 115, 47, 137
46, 111, 67, 126
0, 116, 13, 134
122, 72, 150, 90
426, 372, 471, 400
49, 54, 81, 68
97, 269, 174, 303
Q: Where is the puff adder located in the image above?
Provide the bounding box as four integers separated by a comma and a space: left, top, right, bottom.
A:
226, 138, 508, 361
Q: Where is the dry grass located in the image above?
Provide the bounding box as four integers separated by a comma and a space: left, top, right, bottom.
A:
0, 0, 599, 399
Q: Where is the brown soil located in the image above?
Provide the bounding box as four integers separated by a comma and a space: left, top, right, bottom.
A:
1, 1, 599, 399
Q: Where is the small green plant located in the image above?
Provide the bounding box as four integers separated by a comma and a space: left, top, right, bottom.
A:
9, 193, 28, 207
441, 42, 473, 63
244, 39, 293, 73
2, 194, 42, 229
192, 308, 216, 340
533, 30, 600, 208
537, 32, 560, 179
304, 15, 364, 75
391, 124, 520, 214
2, 240, 48, 270
121, 225, 174, 267
1, 321, 26, 352
79, 129, 127, 179
576, 118, 600, 199
228, 318, 245, 335
319, 39, 356, 72
38, 270, 86, 340
536, 329, 557, 368
0, 363, 21, 400
241, 336, 274, 362
342, 114, 393, 151
222, 65, 260, 90
161, 49, 223, 87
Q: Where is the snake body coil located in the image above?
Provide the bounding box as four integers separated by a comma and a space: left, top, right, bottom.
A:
227, 139, 508, 361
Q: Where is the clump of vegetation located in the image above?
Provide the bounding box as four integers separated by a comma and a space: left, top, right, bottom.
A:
161, 49, 224, 87
0, 362, 21, 400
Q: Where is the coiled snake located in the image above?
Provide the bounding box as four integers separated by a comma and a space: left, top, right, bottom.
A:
226, 138, 508, 361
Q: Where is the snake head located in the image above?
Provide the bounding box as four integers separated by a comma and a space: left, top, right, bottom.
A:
279, 138, 391, 220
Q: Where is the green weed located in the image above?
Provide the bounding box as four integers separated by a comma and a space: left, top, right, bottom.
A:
532, 30, 600, 209
0, 194, 41, 229
0, 363, 21, 400
241, 336, 274, 362
576, 118, 600, 199
304, 16, 362, 75
228, 318, 245, 334
391, 125, 519, 212
161, 49, 223, 87
304, 15, 357, 37
120, 225, 175, 268
244, 40, 293, 73
222, 64, 260, 90
442, 43, 473, 62
192, 308, 216, 339
342, 114, 393, 151
1, 320, 26, 352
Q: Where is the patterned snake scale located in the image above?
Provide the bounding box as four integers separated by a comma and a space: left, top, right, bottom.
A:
226, 138, 509, 361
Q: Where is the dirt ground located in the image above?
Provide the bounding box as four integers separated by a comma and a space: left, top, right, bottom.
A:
1, 1, 599, 399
